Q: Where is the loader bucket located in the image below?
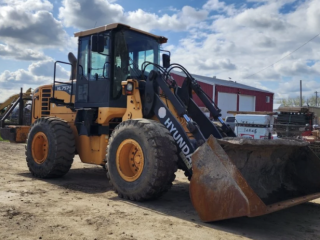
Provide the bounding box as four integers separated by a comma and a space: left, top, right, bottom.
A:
190, 135, 320, 222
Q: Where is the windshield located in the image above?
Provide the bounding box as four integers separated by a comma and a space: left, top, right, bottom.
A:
113, 29, 160, 98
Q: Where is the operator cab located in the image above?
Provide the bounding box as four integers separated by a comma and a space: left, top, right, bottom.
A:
73, 23, 167, 109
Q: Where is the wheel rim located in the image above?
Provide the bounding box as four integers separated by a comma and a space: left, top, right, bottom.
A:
116, 139, 144, 182
32, 132, 48, 164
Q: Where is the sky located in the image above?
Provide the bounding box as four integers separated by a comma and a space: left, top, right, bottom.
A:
0, 0, 320, 103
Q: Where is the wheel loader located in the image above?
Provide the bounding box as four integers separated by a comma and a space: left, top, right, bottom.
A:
2, 23, 320, 222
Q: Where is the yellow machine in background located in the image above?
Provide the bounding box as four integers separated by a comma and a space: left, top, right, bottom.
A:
0, 88, 32, 142
0, 88, 32, 113
2, 23, 320, 222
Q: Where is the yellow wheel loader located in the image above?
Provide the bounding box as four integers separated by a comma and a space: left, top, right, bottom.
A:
2, 23, 320, 222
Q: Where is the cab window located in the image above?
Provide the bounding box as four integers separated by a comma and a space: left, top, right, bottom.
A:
90, 34, 110, 81
78, 37, 89, 78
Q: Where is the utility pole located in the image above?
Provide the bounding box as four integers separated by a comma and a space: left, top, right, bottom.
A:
316, 91, 318, 107
300, 80, 302, 107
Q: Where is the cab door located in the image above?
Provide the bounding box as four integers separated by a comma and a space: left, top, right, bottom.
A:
75, 33, 111, 108
88, 35, 111, 105
75, 36, 90, 106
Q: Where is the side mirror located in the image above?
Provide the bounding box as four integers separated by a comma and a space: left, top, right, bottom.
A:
91, 35, 104, 52
162, 54, 170, 68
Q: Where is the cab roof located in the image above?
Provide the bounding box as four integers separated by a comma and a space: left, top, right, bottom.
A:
74, 23, 168, 44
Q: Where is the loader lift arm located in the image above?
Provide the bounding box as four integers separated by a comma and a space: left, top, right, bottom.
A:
167, 63, 236, 136
141, 62, 236, 176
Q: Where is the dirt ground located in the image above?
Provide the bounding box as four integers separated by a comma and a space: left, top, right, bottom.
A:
1, 142, 320, 240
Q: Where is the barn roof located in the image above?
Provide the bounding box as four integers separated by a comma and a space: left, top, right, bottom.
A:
171, 70, 273, 94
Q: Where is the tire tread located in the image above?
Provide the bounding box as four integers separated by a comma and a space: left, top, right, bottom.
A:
107, 119, 178, 201
25, 117, 75, 178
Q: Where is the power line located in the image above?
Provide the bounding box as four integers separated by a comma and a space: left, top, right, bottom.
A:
244, 31, 320, 79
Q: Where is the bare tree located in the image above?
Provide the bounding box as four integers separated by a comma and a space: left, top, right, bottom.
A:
277, 96, 309, 107
308, 96, 317, 106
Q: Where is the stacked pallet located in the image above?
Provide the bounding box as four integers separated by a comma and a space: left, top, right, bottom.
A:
275, 111, 312, 138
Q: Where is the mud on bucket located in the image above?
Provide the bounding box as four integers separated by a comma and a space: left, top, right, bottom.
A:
189, 135, 320, 222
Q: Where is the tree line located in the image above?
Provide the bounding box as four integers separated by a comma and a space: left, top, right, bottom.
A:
277, 96, 319, 107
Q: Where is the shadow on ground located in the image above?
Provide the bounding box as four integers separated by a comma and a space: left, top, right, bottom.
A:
19, 165, 112, 194
19, 167, 320, 240
117, 179, 320, 240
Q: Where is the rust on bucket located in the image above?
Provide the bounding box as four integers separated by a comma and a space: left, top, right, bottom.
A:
190, 135, 320, 222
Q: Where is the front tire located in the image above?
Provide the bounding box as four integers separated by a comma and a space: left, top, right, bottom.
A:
107, 119, 178, 201
26, 117, 75, 178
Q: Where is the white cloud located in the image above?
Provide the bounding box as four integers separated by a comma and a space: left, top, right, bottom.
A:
59, 0, 124, 30
28, 59, 70, 78
275, 77, 320, 100
167, 6, 179, 12
125, 7, 208, 32
203, 0, 226, 10
203, 0, 237, 15
235, 6, 287, 31
1, 0, 53, 11
306, 0, 320, 32
0, 59, 69, 101
167, 0, 320, 92
0, 7, 69, 47
275, 59, 320, 76
59, 0, 208, 32
0, 0, 69, 51
0, 69, 35, 85
0, 43, 48, 61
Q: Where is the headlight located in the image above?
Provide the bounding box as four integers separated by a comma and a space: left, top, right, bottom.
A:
126, 82, 133, 91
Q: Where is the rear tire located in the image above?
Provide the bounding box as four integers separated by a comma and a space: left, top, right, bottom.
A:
107, 119, 178, 200
26, 117, 75, 178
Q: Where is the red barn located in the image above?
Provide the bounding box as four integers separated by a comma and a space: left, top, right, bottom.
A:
171, 71, 274, 118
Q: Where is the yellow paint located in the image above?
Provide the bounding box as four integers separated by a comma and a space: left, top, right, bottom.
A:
76, 135, 108, 165
32, 86, 52, 123
49, 91, 75, 122
32, 132, 48, 164
97, 107, 126, 125
15, 126, 30, 143
90, 136, 101, 151
50, 113, 76, 123
122, 79, 143, 121
159, 96, 193, 138
32, 86, 76, 124
116, 139, 144, 182
53, 90, 75, 105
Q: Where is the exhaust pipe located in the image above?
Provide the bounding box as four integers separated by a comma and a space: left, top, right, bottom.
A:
68, 52, 77, 80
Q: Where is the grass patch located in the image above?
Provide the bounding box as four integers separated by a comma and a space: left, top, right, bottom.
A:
0, 135, 9, 142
